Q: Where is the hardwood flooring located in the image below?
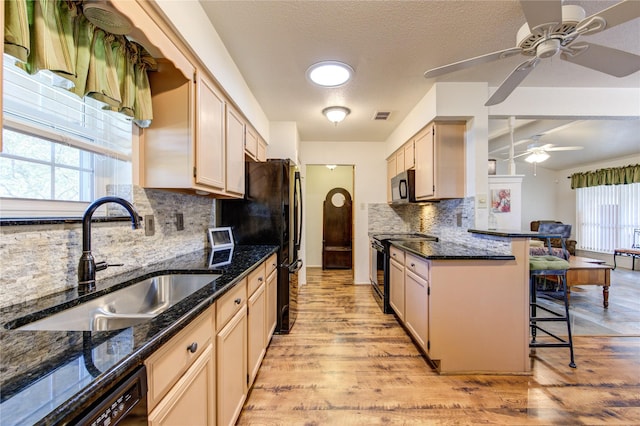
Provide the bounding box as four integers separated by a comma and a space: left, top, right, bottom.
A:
238, 268, 640, 425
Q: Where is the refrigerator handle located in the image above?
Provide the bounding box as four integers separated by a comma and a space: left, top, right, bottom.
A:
288, 258, 303, 273
294, 171, 303, 251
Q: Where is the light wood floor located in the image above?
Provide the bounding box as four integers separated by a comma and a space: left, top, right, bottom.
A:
238, 268, 640, 425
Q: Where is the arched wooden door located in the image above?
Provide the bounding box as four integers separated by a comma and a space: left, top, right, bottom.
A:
322, 187, 353, 269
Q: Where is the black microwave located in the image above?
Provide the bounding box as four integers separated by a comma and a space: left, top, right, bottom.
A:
391, 170, 416, 204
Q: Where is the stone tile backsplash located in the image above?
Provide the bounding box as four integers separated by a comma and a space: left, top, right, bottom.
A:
369, 198, 510, 252
0, 186, 215, 308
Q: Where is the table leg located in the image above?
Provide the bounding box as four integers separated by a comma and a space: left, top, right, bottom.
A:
603, 285, 609, 308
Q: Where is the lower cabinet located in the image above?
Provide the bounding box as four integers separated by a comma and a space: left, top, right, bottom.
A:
216, 279, 248, 426
389, 246, 405, 321
144, 255, 277, 425
404, 253, 429, 353
148, 344, 216, 426
146, 304, 216, 425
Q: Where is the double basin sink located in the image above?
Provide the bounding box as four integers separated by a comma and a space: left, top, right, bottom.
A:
6, 273, 221, 332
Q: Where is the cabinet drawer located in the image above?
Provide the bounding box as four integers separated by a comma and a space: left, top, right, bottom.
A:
405, 253, 428, 279
248, 263, 266, 296
216, 279, 247, 331
145, 305, 214, 410
389, 246, 405, 264
266, 253, 277, 276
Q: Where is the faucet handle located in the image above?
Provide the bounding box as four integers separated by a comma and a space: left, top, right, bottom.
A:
95, 261, 124, 272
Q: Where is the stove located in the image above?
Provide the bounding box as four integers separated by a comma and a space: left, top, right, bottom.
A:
370, 232, 438, 313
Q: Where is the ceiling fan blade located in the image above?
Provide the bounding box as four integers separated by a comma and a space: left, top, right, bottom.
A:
520, 0, 563, 31
576, 0, 640, 35
546, 146, 584, 151
485, 58, 539, 106
424, 47, 522, 78
562, 43, 640, 77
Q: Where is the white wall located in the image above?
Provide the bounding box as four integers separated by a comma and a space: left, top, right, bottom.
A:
268, 121, 300, 164
305, 166, 354, 267
300, 142, 387, 285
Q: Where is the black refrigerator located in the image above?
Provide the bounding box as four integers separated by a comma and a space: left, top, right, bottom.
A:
218, 159, 303, 333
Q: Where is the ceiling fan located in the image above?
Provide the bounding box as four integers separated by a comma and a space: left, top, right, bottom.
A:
424, 0, 640, 106
513, 139, 584, 163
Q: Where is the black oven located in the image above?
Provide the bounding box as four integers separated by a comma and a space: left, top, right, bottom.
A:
370, 233, 438, 313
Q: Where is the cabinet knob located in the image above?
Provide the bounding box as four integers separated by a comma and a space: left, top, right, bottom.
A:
258, 277, 263, 282
411, 263, 415, 267
234, 298, 242, 305
187, 342, 198, 353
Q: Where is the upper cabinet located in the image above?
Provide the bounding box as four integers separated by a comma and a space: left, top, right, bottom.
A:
414, 122, 465, 201
113, 0, 271, 198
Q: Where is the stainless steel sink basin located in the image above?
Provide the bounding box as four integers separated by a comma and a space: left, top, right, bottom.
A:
11, 273, 221, 331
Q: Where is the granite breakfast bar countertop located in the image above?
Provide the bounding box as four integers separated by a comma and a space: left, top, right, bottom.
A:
0, 244, 277, 426
389, 239, 516, 261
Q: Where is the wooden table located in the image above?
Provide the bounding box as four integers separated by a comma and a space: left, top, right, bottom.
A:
566, 256, 612, 308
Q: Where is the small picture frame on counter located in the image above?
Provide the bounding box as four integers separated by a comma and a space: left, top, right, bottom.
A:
488, 159, 497, 175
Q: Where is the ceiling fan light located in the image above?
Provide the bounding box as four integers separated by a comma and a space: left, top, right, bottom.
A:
525, 151, 549, 163
307, 61, 353, 87
323, 106, 350, 124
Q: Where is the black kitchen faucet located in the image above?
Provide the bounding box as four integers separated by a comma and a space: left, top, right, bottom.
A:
77, 196, 141, 292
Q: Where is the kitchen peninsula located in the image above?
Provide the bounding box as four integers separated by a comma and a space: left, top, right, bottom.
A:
386, 229, 542, 375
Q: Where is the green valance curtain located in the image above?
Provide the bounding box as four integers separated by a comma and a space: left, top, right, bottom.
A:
3, 0, 156, 127
570, 164, 640, 189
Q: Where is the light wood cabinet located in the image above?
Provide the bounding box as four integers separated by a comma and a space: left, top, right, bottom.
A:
396, 149, 405, 173
414, 122, 466, 200
257, 137, 267, 162
216, 280, 247, 426
225, 105, 245, 195
404, 253, 429, 353
148, 344, 215, 426
247, 263, 267, 387
195, 71, 226, 190
265, 254, 278, 342
404, 140, 415, 170
388, 246, 405, 321
387, 156, 397, 203
245, 125, 259, 160
145, 305, 215, 421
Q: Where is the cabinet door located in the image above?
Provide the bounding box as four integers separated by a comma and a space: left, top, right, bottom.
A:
245, 125, 259, 160
387, 156, 397, 203
266, 266, 277, 343
257, 137, 267, 162
195, 72, 225, 190
217, 306, 247, 426
226, 106, 245, 196
404, 141, 415, 169
414, 125, 434, 199
405, 269, 429, 353
389, 258, 405, 321
396, 149, 405, 173
148, 344, 215, 426
247, 282, 266, 387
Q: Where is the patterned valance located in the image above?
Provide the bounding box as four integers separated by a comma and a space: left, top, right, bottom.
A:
4, 0, 156, 127
570, 164, 640, 189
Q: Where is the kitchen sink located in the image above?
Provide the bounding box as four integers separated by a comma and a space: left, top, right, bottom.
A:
9, 273, 221, 332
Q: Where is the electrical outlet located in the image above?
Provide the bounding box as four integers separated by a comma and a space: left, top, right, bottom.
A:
456, 212, 463, 227
176, 213, 184, 231
145, 215, 155, 236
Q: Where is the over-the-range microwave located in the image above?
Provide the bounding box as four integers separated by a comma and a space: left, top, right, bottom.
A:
390, 170, 417, 204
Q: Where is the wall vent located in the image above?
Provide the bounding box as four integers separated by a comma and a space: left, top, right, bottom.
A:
373, 111, 391, 121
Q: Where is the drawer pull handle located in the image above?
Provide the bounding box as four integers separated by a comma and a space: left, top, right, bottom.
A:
187, 342, 198, 353
234, 298, 242, 305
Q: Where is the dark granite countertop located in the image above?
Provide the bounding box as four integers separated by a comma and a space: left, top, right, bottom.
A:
468, 228, 562, 239
390, 239, 515, 261
0, 245, 277, 426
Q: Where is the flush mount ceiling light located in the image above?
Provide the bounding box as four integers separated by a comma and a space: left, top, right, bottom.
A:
307, 61, 353, 87
322, 106, 351, 125
326, 164, 337, 170
524, 151, 550, 163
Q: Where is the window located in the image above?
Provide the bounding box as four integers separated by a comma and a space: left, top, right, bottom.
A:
576, 182, 640, 253
1, 55, 133, 218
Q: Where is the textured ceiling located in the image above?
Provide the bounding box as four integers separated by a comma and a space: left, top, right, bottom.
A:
199, 0, 640, 169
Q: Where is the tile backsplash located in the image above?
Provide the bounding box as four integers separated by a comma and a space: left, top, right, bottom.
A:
368, 197, 510, 252
0, 186, 215, 308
